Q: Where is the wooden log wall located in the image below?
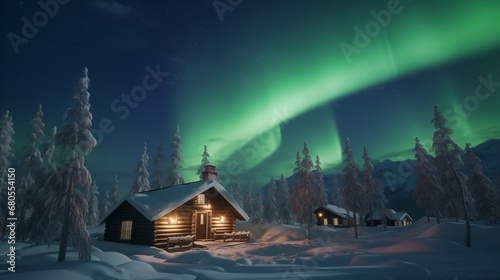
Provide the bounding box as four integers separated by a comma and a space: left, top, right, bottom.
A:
153, 205, 195, 248
210, 209, 236, 235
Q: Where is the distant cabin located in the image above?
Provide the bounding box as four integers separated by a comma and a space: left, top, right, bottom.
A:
99, 165, 249, 249
364, 209, 413, 227
314, 204, 359, 227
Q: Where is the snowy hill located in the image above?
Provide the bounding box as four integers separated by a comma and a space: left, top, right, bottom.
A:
262, 139, 500, 220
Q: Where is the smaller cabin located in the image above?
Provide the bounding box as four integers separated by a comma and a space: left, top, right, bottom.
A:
314, 205, 358, 227
99, 165, 249, 250
364, 209, 413, 227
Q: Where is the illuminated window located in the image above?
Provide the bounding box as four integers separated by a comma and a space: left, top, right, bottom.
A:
196, 194, 206, 205
120, 220, 133, 240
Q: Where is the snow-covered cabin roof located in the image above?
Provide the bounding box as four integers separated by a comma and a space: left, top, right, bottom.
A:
99, 180, 249, 223
366, 209, 412, 221
318, 204, 353, 219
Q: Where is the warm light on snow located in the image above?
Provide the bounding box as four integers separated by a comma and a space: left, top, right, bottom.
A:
2, 218, 500, 279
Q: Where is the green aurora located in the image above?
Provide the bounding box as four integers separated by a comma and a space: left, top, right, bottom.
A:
176, 1, 500, 184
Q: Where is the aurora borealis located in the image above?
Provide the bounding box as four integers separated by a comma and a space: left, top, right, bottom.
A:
1, 0, 499, 191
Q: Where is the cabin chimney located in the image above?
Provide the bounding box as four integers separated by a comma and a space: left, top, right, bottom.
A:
202, 165, 218, 181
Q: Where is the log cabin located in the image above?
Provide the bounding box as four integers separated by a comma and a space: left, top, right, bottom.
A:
99, 165, 249, 249
313, 204, 358, 227
364, 209, 413, 227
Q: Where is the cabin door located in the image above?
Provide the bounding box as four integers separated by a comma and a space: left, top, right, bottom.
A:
196, 212, 208, 240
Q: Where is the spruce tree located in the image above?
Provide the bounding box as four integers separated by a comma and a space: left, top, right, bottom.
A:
414, 137, 443, 223
131, 143, 150, 193
99, 190, 111, 221
17, 105, 45, 238
198, 145, 210, 179
465, 143, 497, 223
341, 137, 364, 239
243, 181, 254, 218
263, 176, 278, 223
43, 126, 57, 167
108, 175, 120, 207
293, 151, 301, 173
431, 104, 473, 220
315, 155, 328, 207
151, 137, 166, 189
231, 177, 243, 207
86, 180, 99, 227
276, 173, 293, 224
24, 126, 57, 240
48, 67, 97, 261
166, 125, 185, 186
331, 174, 343, 207
362, 145, 386, 227
253, 191, 264, 224
289, 142, 318, 240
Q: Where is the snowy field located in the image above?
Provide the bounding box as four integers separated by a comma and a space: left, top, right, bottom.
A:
1, 218, 500, 280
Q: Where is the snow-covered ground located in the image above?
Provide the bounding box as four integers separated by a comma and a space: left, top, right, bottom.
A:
2, 218, 500, 279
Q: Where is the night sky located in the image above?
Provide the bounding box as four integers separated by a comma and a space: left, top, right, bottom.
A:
1, 0, 499, 193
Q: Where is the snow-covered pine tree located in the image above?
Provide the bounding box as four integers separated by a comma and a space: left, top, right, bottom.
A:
99, 190, 111, 221
47, 67, 97, 262
341, 137, 364, 239
431, 104, 473, 220
315, 155, 328, 207
293, 151, 301, 173
198, 145, 210, 179
277, 173, 293, 224
363, 145, 388, 229
465, 143, 498, 223
331, 174, 343, 207
362, 145, 375, 227
108, 175, 120, 207
449, 161, 472, 248
289, 142, 318, 240
131, 143, 150, 193
86, 180, 99, 227
242, 181, 254, 218
252, 190, 264, 224
231, 177, 243, 207
363, 145, 386, 227
263, 176, 278, 223
0, 110, 15, 238
150, 137, 166, 190
17, 105, 45, 239
413, 137, 443, 223
43, 126, 57, 170
24, 126, 57, 240
165, 125, 185, 186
